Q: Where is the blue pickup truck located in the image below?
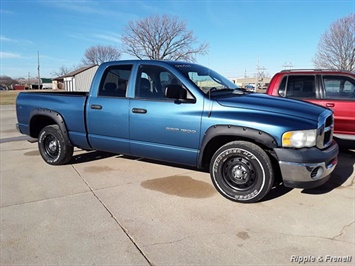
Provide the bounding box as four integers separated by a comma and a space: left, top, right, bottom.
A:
16, 60, 339, 203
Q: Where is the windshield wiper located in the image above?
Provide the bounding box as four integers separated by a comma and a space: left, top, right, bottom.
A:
208, 87, 246, 95
232, 89, 246, 95
208, 87, 235, 93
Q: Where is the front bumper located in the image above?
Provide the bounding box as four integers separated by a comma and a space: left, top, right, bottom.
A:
274, 140, 339, 189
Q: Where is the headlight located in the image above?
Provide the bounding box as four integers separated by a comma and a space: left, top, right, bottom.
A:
282, 129, 317, 148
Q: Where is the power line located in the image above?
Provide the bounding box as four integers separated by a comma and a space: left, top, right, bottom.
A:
282, 62, 293, 69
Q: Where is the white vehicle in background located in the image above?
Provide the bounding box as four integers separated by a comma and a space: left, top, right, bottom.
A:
244, 84, 255, 92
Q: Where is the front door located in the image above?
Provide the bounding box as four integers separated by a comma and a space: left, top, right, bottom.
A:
129, 64, 203, 166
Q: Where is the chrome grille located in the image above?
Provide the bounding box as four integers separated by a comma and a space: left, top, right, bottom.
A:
316, 110, 334, 149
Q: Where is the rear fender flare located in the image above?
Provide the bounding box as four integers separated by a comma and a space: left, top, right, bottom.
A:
29, 108, 70, 143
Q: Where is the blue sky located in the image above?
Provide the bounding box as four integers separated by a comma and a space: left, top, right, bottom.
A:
1, 0, 354, 79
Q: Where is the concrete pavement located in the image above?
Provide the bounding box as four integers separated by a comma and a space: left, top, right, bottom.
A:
1, 105, 354, 265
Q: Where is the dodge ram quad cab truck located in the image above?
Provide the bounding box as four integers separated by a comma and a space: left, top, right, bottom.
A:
266, 69, 355, 143
16, 60, 339, 203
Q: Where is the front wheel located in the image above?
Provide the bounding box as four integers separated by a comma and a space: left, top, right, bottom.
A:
210, 141, 274, 203
38, 125, 73, 165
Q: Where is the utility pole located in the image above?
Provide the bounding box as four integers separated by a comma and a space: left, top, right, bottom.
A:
37, 51, 41, 90
28, 72, 30, 90
256, 59, 266, 91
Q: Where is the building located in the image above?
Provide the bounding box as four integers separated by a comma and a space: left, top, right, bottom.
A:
53, 65, 98, 91
15, 77, 53, 90
228, 77, 271, 89
41, 78, 53, 89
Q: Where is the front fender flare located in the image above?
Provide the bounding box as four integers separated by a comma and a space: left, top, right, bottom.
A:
197, 125, 278, 169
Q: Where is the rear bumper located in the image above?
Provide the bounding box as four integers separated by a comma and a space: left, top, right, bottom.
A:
16, 122, 29, 135
16, 123, 21, 133
334, 133, 355, 141
274, 140, 339, 189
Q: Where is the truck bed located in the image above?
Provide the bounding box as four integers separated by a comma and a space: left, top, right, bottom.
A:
16, 91, 89, 147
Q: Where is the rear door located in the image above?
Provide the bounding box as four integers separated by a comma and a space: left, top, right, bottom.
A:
86, 64, 133, 154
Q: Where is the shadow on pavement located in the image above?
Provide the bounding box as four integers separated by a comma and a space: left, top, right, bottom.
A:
67, 146, 354, 201
260, 182, 293, 202
335, 138, 355, 150
69, 150, 117, 164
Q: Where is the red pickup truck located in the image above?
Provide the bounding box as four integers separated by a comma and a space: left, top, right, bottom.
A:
266, 69, 355, 144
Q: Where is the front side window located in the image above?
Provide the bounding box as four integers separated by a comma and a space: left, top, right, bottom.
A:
135, 65, 187, 99
323, 76, 355, 100
98, 65, 132, 97
284, 75, 316, 98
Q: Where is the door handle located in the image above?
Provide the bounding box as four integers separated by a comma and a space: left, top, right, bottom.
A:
326, 103, 335, 107
90, 104, 102, 110
132, 108, 147, 114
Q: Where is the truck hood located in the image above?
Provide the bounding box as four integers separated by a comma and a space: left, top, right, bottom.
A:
216, 93, 325, 122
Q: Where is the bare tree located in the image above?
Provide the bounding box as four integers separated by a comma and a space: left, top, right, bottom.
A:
313, 13, 355, 71
81, 45, 121, 65
0, 75, 18, 89
121, 15, 208, 62
51, 65, 72, 77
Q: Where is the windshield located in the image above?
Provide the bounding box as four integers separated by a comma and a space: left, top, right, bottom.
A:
172, 63, 241, 94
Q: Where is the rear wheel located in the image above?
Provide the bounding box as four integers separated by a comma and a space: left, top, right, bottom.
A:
210, 141, 274, 203
38, 125, 73, 165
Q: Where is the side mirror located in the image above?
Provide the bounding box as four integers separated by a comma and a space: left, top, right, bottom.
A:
278, 89, 286, 97
165, 85, 187, 100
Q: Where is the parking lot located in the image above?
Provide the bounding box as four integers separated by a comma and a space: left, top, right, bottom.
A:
1, 104, 354, 265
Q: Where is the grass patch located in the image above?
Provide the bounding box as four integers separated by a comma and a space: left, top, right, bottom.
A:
0, 90, 20, 105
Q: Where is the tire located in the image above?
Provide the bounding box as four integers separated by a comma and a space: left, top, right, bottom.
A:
210, 141, 274, 203
38, 125, 73, 165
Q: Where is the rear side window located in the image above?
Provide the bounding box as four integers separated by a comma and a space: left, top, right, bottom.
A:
98, 65, 132, 97
282, 75, 316, 98
323, 76, 355, 100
